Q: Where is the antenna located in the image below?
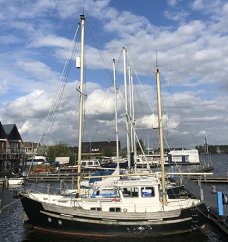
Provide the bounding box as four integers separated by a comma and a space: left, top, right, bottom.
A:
82, 0, 85, 15
156, 49, 158, 68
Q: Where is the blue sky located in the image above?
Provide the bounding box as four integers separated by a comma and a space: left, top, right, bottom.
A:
1, 0, 228, 148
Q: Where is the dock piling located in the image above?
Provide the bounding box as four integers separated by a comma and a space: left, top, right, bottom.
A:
217, 191, 224, 216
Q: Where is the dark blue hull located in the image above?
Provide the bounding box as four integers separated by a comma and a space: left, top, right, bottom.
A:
20, 194, 208, 237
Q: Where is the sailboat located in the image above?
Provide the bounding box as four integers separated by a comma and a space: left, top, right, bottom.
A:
19, 15, 209, 237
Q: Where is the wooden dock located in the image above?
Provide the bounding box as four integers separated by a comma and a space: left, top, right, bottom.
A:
208, 207, 228, 235
190, 176, 228, 183
184, 179, 228, 236
25, 173, 228, 183
25, 173, 79, 182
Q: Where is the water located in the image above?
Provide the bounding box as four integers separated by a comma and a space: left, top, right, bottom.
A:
0, 154, 228, 242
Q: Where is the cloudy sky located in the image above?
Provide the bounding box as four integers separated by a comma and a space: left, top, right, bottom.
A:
1, 0, 228, 149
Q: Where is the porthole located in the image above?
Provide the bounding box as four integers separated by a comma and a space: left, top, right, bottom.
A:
48, 217, 52, 223
58, 220, 62, 225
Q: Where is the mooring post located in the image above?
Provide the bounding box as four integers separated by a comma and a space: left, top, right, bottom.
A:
4, 176, 9, 188
200, 188, 204, 201
217, 191, 224, 216
171, 166, 174, 178
47, 183, 50, 194
60, 180, 63, 194
72, 176, 74, 190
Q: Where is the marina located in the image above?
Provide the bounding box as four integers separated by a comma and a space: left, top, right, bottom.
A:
0, 154, 227, 241
13, 15, 209, 239
1, 1, 228, 241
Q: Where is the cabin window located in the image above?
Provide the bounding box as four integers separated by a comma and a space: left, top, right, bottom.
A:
141, 187, 155, 197
109, 207, 121, 212
91, 207, 101, 211
122, 187, 139, 197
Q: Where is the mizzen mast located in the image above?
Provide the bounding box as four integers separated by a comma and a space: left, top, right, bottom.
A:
156, 67, 167, 206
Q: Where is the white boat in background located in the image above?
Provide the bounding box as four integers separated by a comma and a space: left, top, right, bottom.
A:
166, 148, 200, 165
59, 159, 101, 172
26, 156, 47, 166
81, 159, 101, 169
7, 177, 25, 187
136, 148, 200, 168
136, 154, 160, 168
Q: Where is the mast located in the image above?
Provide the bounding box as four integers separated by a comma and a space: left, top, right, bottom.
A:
128, 67, 134, 153
156, 68, 167, 206
112, 59, 120, 172
204, 136, 209, 154
123, 47, 131, 168
128, 67, 137, 169
76, 14, 85, 197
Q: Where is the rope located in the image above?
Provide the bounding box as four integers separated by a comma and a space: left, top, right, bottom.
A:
127, 52, 155, 116
160, 69, 200, 147
0, 196, 23, 214
38, 22, 80, 146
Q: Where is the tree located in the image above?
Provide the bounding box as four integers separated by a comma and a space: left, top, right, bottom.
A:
46, 142, 74, 163
101, 144, 114, 157
120, 147, 127, 158
137, 138, 145, 154
36, 145, 48, 156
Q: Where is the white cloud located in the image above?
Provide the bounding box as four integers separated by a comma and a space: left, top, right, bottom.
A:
164, 9, 189, 22
0, 80, 8, 95
17, 60, 58, 81
192, 0, 204, 10
19, 120, 35, 135
167, 0, 179, 7
136, 114, 158, 129
191, 0, 223, 15
28, 34, 72, 49
4, 89, 51, 118
1, 0, 228, 148
85, 88, 115, 115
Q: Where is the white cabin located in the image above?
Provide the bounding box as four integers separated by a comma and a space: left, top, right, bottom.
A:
55, 157, 70, 165
26, 156, 47, 165
81, 159, 101, 169
166, 149, 200, 164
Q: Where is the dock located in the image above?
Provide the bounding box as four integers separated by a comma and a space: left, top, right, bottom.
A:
208, 207, 228, 235
184, 179, 228, 236
190, 176, 228, 183
25, 173, 79, 182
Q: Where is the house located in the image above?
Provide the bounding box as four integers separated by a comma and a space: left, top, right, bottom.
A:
2, 123, 23, 153
0, 122, 24, 171
0, 121, 7, 153
23, 142, 38, 154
